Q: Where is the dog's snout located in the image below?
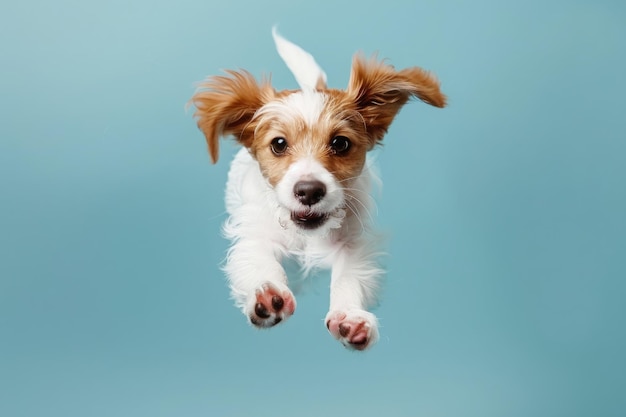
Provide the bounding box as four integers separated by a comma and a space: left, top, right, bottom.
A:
294, 180, 326, 206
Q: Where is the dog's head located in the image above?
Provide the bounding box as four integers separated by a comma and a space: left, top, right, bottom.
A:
192, 30, 446, 232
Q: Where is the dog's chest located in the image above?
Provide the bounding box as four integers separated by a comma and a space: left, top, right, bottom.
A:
283, 233, 339, 273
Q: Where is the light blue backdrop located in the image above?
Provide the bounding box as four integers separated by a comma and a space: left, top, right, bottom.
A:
1, 0, 624, 416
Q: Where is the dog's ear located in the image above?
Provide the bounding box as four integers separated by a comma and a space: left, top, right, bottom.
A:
192, 70, 274, 163
346, 54, 446, 146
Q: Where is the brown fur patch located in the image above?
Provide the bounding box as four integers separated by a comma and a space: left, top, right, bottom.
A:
191, 70, 275, 163
345, 53, 447, 145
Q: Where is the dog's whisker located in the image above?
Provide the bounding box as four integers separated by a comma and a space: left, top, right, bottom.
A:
337, 175, 362, 184
343, 199, 366, 232
337, 164, 378, 185
341, 188, 378, 215
345, 193, 375, 225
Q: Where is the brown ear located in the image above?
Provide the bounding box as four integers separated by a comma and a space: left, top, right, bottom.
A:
191, 70, 274, 163
347, 54, 446, 145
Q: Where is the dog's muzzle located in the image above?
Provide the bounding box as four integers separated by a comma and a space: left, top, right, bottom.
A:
291, 179, 328, 229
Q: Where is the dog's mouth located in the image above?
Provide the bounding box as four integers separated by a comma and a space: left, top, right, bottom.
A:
290, 210, 328, 229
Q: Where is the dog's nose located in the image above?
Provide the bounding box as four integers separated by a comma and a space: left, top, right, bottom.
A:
294, 180, 326, 206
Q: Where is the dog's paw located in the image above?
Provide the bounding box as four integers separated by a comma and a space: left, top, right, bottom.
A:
247, 283, 296, 328
325, 309, 379, 351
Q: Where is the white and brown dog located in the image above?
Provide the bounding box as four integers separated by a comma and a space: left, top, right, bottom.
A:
191, 28, 445, 350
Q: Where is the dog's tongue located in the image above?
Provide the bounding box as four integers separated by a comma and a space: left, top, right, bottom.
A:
291, 210, 327, 229
296, 211, 322, 221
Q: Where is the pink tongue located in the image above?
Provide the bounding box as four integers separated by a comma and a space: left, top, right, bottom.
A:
297, 211, 319, 220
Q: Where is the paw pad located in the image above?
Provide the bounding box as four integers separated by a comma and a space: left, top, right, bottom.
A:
248, 284, 295, 328
325, 310, 379, 351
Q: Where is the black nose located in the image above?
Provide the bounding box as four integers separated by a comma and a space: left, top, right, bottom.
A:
294, 180, 326, 206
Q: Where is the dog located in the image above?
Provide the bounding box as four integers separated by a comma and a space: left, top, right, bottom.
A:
191, 28, 445, 350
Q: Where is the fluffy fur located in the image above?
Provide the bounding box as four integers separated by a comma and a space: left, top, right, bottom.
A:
191, 29, 445, 350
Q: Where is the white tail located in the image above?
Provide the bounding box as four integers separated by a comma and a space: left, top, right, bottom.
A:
272, 27, 327, 91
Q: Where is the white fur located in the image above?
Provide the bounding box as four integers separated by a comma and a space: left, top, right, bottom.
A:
254, 90, 327, 130
223, 148, 382, 294
272, 26, 327, 90
223, 148, 383, 349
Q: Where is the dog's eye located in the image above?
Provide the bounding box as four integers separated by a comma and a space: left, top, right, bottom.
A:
270, 137, 288, 155
330, 136, 351, 155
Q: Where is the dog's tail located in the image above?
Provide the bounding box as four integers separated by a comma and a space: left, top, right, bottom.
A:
272, 26, 327, 91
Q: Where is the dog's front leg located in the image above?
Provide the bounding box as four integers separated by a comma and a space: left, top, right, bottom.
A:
224, 238, 296, 328
325, 241, 383, 350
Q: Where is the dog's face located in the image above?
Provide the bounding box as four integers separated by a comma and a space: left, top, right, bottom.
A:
192, 55, 446, 231
249, 89, 370, 230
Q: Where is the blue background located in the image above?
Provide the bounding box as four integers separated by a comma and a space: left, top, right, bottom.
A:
1, 0, 625, 416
